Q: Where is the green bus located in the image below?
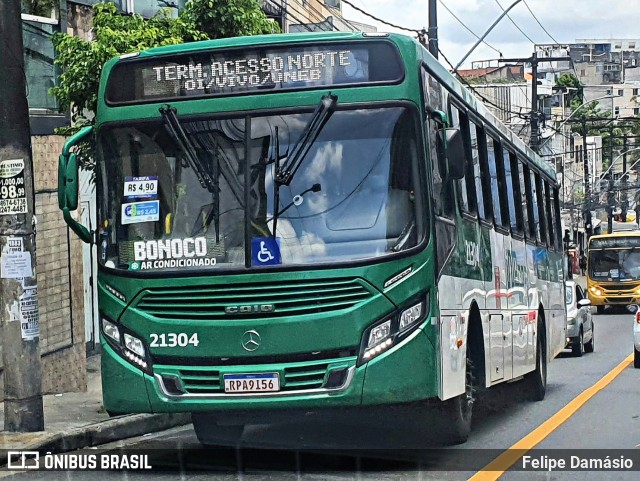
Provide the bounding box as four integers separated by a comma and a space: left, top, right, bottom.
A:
58, 31, 566, 445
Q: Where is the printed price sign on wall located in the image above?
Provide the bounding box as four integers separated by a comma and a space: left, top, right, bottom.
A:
0, 159, 27, 215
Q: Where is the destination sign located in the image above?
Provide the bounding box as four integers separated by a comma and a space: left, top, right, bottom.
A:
589, 237, 640, 249
106, 41, 403, 104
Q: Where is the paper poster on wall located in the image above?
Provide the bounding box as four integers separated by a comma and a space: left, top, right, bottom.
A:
1, 251, 32, 278
20, 287, 39, 340
0, 158, 27, 215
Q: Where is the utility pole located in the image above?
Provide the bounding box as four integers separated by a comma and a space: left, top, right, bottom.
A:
621, 136, 628, 222
428, 0, 438, 59
499, 52, 571, 153
0, 0, 44, 431
581, 117, 593, 236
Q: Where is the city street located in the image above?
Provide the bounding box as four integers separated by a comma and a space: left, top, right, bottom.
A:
3, 309, 639, 481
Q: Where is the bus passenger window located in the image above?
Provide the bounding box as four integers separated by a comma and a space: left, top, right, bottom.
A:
450, 105, 475, 215
470, 121, 485, 220
535, 174, 547, 246
518, 161, 530, 239
478, 132, 494, 224
503, 149, 519, 234
528, 171, 541, 243
544, 182, 555, 249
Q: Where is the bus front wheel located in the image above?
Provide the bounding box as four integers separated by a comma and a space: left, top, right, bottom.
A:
439, 343, 475, 444
596, 305, 606, 314
191, 413, 244, 447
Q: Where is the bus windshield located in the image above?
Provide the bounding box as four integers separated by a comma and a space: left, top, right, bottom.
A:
589, 248, 640, 281
97, 105, 423, 273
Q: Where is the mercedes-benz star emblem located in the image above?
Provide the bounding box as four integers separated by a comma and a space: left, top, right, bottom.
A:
242, 330, 261, 352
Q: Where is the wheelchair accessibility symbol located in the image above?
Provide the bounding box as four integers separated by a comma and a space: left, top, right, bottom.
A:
257, 242, 274, 263
251, 237, 281, 266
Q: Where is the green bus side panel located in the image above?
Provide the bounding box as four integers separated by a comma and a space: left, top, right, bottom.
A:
101, 340, 153, 413
362, 329, 437, 404
440, 218, 492, 282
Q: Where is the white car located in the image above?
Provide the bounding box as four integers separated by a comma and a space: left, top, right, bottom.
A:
565, 280, 594, 356
634, 310, 640, 368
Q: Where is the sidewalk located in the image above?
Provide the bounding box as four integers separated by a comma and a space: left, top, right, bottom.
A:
0, 355, 190, 462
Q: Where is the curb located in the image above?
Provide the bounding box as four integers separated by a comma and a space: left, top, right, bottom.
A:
0, 413, 191, 465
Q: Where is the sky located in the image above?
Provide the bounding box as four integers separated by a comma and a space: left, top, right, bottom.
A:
341, 0, 640, 70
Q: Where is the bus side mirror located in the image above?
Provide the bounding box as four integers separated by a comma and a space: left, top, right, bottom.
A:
58, 126, 93, 244
64, 152, 79, 211
58, 126, 93, 211
437, 128, 465, 181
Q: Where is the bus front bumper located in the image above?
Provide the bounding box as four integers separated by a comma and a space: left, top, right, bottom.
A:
101, 327, 438, 415
587, 286, 640, 306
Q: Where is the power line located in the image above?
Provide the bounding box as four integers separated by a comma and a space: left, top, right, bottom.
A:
494, 0, 536, 45
340, 0, 420, 34
438, 48, 532, 122
523, 0, 561, 45
436, 0, 502, 56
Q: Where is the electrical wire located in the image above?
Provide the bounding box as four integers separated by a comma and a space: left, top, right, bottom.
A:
438, 48, 532, 122
523, 0, 561, 45
340, 0, 421, 34
437, 0, 502, 56
494, 0, 537, 45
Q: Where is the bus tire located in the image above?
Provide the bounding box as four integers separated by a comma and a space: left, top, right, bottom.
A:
440, 340, 475, 444
524, 318, 547, 402
634, 347, 640, 369
596, 305, 605, 314
192, 413, 244, 447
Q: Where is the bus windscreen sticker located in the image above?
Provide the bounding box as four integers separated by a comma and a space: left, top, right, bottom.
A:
121, 200, 160, 225
127, 237, 218, 271
124, 176, 158, 199
251, 237, 281, 266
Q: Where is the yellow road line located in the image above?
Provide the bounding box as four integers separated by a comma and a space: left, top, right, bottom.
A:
468, 353, 633, 481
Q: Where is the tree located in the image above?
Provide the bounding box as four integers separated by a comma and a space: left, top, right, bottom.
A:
555, 72, 583, 105
51, 1, 279, 127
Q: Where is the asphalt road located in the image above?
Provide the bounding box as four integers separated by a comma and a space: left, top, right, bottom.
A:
3, 309, 639, 481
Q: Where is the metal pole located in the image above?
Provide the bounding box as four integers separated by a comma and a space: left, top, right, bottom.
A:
454, 0, 523, 71
0, 0, 44, 431
622, 136, 628, 221
582, 118, 592, 236
428, 0, 438, 59
530, 51, 539, 152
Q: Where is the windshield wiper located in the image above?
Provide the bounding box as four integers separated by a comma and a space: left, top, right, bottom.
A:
160, 105, 218, 194
271, 93, 337, 235
160, 105, 244, 241
274, 93, 338, 186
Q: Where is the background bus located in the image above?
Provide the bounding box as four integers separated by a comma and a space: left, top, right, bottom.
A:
587, 231, 640, 313
57, 31, 565, 446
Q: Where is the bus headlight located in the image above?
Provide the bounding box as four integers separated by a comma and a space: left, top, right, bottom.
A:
399, 301, 425, 332
101, 316, 152, 375
124, 333, 146, 358
102, 318, 121, 344
589, 286, 603, 296
361, 318, 394, 363
358, 295, 429, 366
